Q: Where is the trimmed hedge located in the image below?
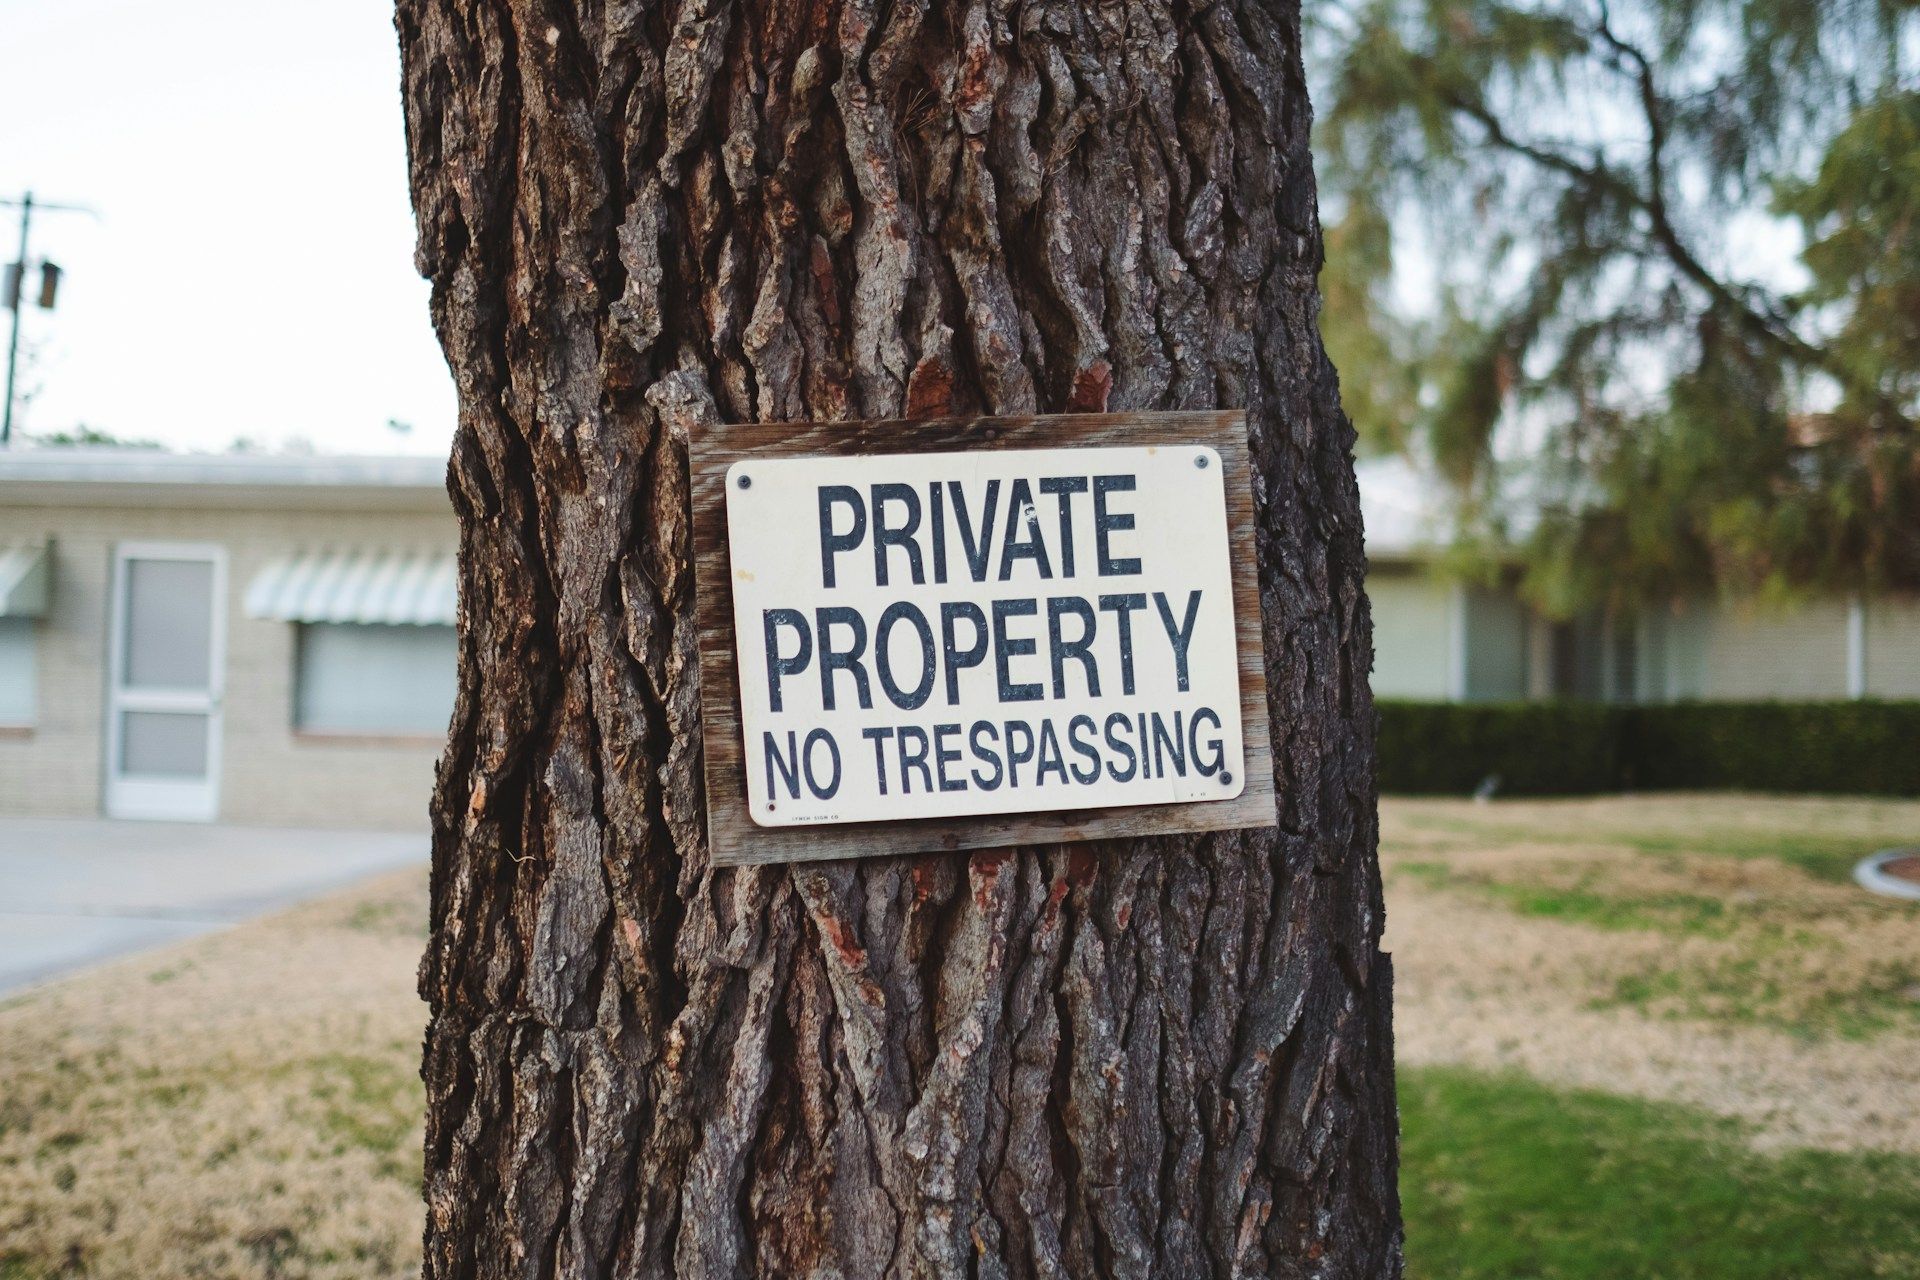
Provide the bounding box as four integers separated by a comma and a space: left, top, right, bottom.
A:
1375, 701, 1625, 795
1628, 701, 1920, 795
1378, 699, 1920, 796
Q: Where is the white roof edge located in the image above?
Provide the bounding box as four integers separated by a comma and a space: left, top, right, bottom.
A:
0, 448, 1452, 554
0, 448, 447, 488
0, 448, 451, 512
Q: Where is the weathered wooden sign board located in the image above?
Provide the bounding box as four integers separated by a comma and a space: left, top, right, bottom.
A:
690, 411, 1273, 866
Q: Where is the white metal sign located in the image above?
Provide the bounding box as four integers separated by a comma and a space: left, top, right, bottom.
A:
723, 444, 1246, 828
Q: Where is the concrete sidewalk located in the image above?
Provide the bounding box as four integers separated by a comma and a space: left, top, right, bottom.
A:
0, 819, 424, 995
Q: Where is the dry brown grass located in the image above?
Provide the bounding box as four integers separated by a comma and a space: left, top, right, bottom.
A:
1383, 794, 1920, 1153
0, 870, 428, 1280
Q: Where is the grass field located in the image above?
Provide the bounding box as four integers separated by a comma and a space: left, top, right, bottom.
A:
1402, 1068, 1920, 1279
1, 795, 1917, 1278
1383, 794, 1920, 1160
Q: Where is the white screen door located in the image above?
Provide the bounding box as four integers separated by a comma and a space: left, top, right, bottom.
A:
105, 543, 226, 821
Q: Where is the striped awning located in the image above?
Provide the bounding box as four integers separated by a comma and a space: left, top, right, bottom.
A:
244, 549, 457, 626
0, 544, 50, 617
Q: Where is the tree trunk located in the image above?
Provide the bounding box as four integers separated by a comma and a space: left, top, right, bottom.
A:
397, 1, 1401, 1275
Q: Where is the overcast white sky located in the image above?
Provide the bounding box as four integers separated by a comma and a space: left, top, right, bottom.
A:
0, 0, 454, 455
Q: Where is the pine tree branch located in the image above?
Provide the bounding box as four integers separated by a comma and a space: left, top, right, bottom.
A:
1441, 69, 1909, 432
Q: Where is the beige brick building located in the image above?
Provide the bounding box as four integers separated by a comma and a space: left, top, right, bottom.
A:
1360, 457, 1920, 703
2, 449, 1913, 831
0, 451, 454, 830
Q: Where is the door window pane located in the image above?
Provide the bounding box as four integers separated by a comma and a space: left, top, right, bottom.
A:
121, 710, 210, 777
124, 558, 215, 688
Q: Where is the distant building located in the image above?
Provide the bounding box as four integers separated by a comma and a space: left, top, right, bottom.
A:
0, 451, 453, 829
1361, 457, 1920, 702
1, 449, 1914, 829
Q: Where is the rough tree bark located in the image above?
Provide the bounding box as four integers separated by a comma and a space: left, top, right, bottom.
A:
397, 1, 1401, 1276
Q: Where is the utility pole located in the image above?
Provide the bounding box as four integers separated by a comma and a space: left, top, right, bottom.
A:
2, 192, 94, 446
2, 193, 31, 447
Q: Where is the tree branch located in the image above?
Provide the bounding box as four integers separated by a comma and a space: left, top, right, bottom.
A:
1442, 58, 1907, 430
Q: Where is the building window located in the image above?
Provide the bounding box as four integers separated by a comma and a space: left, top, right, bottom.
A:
295, 623, 456, 737
0, 616, 35, 726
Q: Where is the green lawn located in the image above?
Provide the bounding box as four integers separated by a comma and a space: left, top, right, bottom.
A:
1401, 1065, 1920, 1279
